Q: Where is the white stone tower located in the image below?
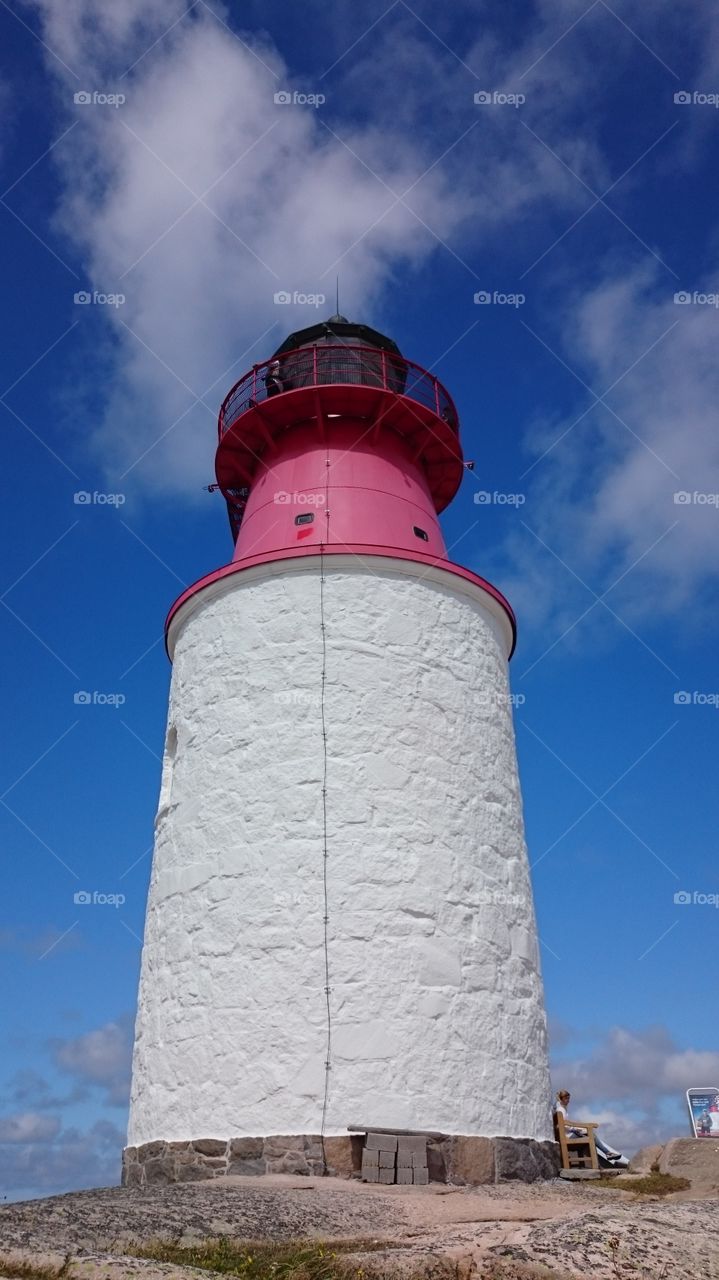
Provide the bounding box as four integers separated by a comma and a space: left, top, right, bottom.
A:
125, 317, 552, 1183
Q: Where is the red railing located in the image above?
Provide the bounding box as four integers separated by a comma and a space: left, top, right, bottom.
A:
218, 344, 459, 439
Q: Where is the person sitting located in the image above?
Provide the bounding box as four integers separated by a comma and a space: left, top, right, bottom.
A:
553, 1090, 629, 1168
264, 360, 284, 397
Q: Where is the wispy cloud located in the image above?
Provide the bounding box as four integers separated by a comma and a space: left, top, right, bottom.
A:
494, 261, 719, 634
50, 1013, 134, 1107
0, 1111, 61, 1142
0, 1116, 125, 1200
22, 2, 479, 495
21, 0, 670, 503
552, 1022, 719, 1151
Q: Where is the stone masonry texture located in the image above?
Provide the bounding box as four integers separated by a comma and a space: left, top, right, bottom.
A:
123, 1134, 560, 1187
128, 559, 552, 1147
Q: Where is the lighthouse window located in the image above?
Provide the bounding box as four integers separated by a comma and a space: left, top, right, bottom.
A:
295, 512, 314, 526
413, 526, 429, 541
157, 724, 177, 818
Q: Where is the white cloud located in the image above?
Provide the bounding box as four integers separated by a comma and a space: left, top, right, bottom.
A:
22, 0, 643, 502
558, 1023, 719, 1100
0, 1119, 124, 1200
578, 1106, 665, 1156
0, 1024, 131, 1197
23, 2, 478, 497
0, 1111, 61, 1143
27, 0, 191, 73
7, 1068, 86, 1110
552, 1023, 719, 1152
495, 261, 719, 635
51, 1014, 133, 1106
20, 0, 718, 624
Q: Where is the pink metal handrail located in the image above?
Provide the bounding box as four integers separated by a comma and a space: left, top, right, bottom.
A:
218, 344, 459, 441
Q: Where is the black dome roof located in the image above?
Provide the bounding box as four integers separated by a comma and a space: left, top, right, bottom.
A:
272, 316, 402, 358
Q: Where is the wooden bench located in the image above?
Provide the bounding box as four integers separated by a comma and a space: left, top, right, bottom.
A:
554, 1111, 599, 1171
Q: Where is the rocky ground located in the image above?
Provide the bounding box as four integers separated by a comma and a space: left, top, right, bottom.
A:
0, 1169, 717, 1280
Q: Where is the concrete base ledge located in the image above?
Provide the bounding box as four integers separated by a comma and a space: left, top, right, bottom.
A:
122, 1134, 560, 1188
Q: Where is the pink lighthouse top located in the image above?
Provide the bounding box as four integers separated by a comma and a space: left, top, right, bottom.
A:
167, 316, 516, 655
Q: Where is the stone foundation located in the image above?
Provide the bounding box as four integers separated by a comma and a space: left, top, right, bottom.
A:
122, 1134, 361, 1187
426, 1135, 559, 1185
122, 1134, 559, 1188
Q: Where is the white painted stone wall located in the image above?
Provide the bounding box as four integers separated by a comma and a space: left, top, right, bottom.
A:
128, 556, 552, 1147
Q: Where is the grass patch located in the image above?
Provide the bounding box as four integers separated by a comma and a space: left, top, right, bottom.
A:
130, 1237, 406, 1280
129, 1241, 575, 1280
592, 1171, 690, 1196
129, 1239, 578, 1280
0, 1258, 72, 1280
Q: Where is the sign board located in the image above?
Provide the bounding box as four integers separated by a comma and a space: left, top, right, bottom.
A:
686, 1087, 719, 1138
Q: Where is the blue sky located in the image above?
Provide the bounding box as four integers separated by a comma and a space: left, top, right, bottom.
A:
1, 0, 718, 1200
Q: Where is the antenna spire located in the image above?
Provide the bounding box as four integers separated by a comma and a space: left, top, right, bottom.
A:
336, 276, 339, 315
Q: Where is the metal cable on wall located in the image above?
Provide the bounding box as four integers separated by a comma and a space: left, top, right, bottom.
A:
319, 452, 332, 1173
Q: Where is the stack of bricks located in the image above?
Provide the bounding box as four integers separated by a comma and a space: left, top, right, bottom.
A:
361, 1132, 429, 1185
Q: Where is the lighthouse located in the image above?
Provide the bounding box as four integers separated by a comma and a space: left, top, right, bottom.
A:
125, 316, 553, 1185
